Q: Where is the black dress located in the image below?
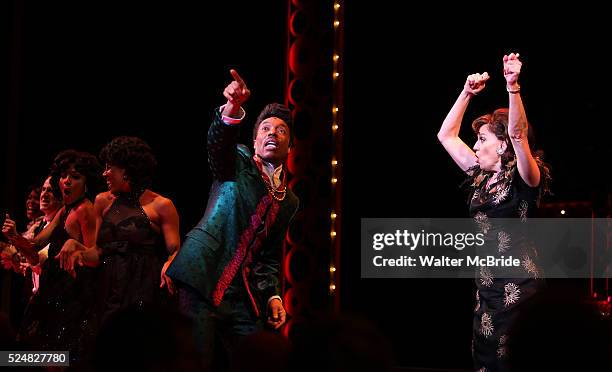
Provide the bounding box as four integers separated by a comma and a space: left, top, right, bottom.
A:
96, 191, 169, 326
18, 197, 97, 363
467, 159, 548, 372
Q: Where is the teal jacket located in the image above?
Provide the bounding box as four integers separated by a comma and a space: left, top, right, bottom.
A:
167, 109, 299, 316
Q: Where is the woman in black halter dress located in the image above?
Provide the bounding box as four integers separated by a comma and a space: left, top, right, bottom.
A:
95, 188, 171, 324
58, 137, 180, 328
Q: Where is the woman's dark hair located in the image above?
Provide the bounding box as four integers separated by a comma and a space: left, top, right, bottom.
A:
252, 103, 293, 146
25, 184, 41, 201
471, 108, 541, 167
50, 149, 103, 201
472, 108, 551, 193
99, 136, 157, 191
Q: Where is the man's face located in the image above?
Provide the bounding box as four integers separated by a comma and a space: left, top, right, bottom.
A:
40, 177, 61, 216
254, 117, 290, 166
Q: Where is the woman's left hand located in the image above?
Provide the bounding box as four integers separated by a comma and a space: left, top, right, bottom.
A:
503, 53, 522, 87
160, 259, 176, 295
55, 238, 83, 275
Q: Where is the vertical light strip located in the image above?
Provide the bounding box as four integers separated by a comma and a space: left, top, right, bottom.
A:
330, 0, 343, 311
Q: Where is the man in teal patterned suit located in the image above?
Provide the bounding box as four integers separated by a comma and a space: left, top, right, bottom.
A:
167, 69, 299, 369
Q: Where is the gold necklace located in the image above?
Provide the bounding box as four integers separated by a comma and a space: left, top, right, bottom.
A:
264, 181, 287, 201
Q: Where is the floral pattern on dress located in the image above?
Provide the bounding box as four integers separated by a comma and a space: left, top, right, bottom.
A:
474, 212, 490, 235
480, 312, 494, 337
522, 254, 539, 279
493, 184, 510, 205
479, 266, 493, 287
504, 283, 521, 307
498, 231, 511, 254
472, 190, 481, 201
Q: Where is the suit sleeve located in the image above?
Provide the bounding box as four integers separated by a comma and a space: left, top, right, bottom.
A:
207, 109, 240, 181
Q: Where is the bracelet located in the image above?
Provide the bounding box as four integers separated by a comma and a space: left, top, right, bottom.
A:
507, 84, 521, 94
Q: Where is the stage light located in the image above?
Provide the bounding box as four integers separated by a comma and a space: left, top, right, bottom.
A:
330, 0, 343, 305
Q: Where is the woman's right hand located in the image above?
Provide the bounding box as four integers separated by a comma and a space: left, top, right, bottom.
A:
463, 72, 490, 96
2, 214, 18, 239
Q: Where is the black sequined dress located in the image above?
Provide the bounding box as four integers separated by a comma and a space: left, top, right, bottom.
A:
18, 197, 97, 363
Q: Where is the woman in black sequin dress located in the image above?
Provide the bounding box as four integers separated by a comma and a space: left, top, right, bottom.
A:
3, 150, 102, 363
437, 53, 550, 371
58, 136, 180, 326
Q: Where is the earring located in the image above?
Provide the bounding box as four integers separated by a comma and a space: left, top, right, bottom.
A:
497, 147, 504, 155
123, 175, 128, 181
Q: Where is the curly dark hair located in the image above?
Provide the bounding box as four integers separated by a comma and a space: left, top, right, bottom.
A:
99, 136, 157, 190
50, 150, 103, 201
25, 184, 42, 201
252, 103, 293, 146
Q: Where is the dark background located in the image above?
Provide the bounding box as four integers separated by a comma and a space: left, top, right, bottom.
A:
3, 1, 612, 370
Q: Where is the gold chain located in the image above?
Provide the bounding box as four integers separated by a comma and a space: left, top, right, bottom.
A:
264, 182, 287, 201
